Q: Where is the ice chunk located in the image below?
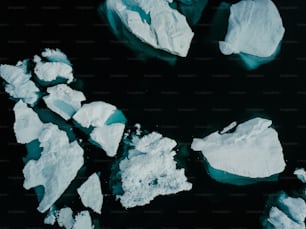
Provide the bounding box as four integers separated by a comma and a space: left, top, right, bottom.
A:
219, 0, 285, 57
57, 207, 75, 229
105, 0, 194, 57
77, 173, 103, 214
294, 168, 306, 183
113, 131, 192, 208
41, 48, 72, 65
13, 101, 44, 144
276, 192, 306, 224
191, 118, 286, 185
73, 211, 93, 229
44, 209, 57, 225
73, 101, 125, 157
23, 123, 84, 212
0, 63, 40, 105
264, 206, 304, 229
34, 56, 74, 84
90, 123, 125, 157
43, 84, 86, 120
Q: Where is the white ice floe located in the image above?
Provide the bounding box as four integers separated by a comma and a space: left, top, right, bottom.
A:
191, 118, 286, 184
73, 211, 93, 229
73, 101, 125, 157
116, 131, 192, 208
105, 0, 194, 57
219, 0, 285, 57
23, 123, 84, 212
57, 207, 75, 229
41, 48, 72, 65
77, 173, 103, 214
0, 62, 40, 105
13, 101, 44, 144
294, 168, 306, 183
43, 84, 86, 120
34, 55, 74, 84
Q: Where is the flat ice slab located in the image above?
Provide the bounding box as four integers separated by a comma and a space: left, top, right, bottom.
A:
105, 0, 194, 57
294, 168, 306, 183
13, 101, 44, 144
23, 123, 84, 212
77, 173, 103, 214
73, 101, 125, 157
191, 117, 286, 185
114, 131, 192, 208
219, 0, 285, 57
43, 84, 86, 120
0, 62, 40, 105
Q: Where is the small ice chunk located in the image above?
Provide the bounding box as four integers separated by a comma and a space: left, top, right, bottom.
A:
219, 0, 285, 57
13, 101, 44, 144
77, 173, 103, 214
294, 168, 306, 183
43, 84, 86, 120
191, 118, 286, 184
0, 64, 40, 105
41, 48, 72, 65
73, 211, 93, 229
23, 124, 84, 212
265, 207, 304, 229
90, 123, 125, 157
34, 56, 74, 84
115, 131, 192, 208
73, 101, 116, 128
57, 207, 75, 229
105, 0, 194, 57
44, 209, 57, 225
220, 121, 237, 134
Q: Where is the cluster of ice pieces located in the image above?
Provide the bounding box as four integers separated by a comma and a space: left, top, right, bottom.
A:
44, 207, 94, 229
112, 130, 192, 208
191, 117, 286, 185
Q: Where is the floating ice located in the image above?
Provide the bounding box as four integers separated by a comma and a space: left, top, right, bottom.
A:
191, 117, 286, 185
77, 173, 103, 214
73, 211, 93, 229
105, 0, 194, 57
0, 62, 40, 105
57, 207, 75, 229
113, 131, 192, 208
34, 55, 74, 85
41, 48, 72, 65
13, 101, 44, 144
73, 101, 125, 157
43, 84, 86, 120
23, 123, 84, 212
294, 168, 306, 183
219, 0, 285, 58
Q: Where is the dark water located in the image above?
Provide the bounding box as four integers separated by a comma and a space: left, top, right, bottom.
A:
2, 0, 306, 228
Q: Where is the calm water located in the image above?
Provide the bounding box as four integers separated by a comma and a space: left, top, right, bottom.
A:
3, 0, 306, 228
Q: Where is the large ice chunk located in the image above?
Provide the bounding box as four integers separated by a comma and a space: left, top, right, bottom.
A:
13, 101, 44, 144
0, 62, 40, 105
41, 48, 72, 65
191, 117, 286, 185
77, 173, 103, 214
34, 55, 74, 85
56, 207, 75, 229
43, 84, 86, 120
73, 211, 93, 229
294, 168, 306, 183
73, 101, 125, 157
113, 131, 192, 208
219, 0, 285, 58
105, 0, 194, 57
23, 123, 84, 212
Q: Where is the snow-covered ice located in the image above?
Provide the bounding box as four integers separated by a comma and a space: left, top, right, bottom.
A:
77, 173, 103, 214
219, 0, 285, 58
73, 101, 125, 157
294, 168, 306, 183
113, 131, 192, 208
23, 123, 84, 212
57, 207, 75, 229
191, 117, 286, 185
73, 211, 93, 229
43, 84, 86, 120
34, 55, 74, 84
105, 0, 194, 57
41, 48, 72, 65
0, 62, 40, 105
13, 101, 44, 144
